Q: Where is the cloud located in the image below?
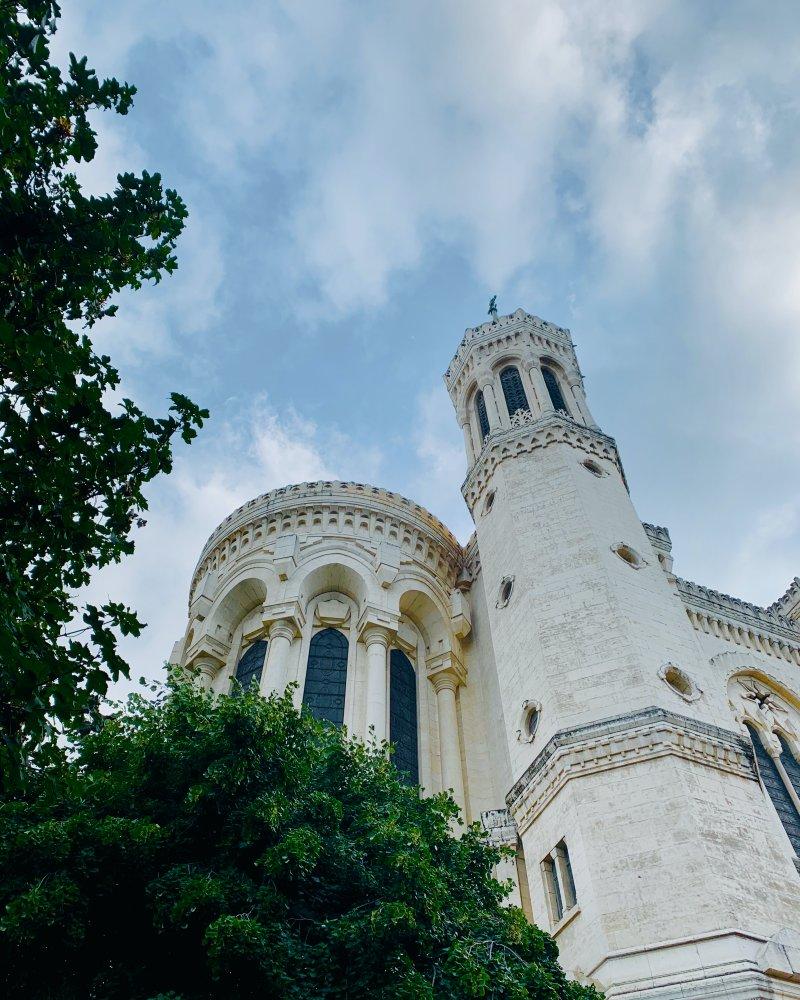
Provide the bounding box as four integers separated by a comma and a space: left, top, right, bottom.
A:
410, 384, 474, 544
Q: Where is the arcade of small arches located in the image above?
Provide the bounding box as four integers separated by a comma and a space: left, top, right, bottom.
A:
181, 543, 471, 812
461, 356, 598, 466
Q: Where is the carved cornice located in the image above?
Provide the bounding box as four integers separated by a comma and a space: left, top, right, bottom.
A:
679, 578, 800, 662
506, 707, 755, 834
461, 412, 626, 510
190, 481, 464, 606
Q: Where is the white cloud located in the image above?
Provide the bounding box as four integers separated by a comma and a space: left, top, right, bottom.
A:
410, 384, 474, 544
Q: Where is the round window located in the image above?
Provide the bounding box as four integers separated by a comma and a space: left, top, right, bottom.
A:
582, 458, 604, 477
659, 663, 701, 702
517, 699, 542, 743
484, 490, 496, 514
613, 543, 644, 569
497, 576, 514, 608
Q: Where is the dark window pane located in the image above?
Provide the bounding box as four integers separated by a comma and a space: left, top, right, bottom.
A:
390, 648, 419, 785
500, 366, 529, 417
475, 390, 490, 441
542, 367, 569, 414
747, 724, 800, 853
233, 639, 267, 693
778, 734, 800, 804
303, 628, 348, 726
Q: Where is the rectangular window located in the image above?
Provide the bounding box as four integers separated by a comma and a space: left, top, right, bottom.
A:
541, 840, 577, 926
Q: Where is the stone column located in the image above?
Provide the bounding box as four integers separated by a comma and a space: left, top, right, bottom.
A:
363, 625, 390, 743
193, 656, 217, 690
568, 377, 599, 429
432, 671, 466, 814
260, 619, 295, 696
527, 365, 554, 415
480, 379, 502, 430
461, 419, 476, 467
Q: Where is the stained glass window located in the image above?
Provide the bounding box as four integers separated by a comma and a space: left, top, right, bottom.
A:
389, 649, 419, 784
233, 639, 267, 693
500, 366, 529, 416
542, 366, 569, 414
302, 628, 348, 726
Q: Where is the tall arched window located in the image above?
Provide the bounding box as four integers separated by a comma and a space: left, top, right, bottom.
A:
475, 390, 490, 441
500, 366, 530, 417
541, 366, 569, 414
232, 639, 267, 693
746, 723, 800, 854
302, 628, 348, 726
390, 649, 419, 784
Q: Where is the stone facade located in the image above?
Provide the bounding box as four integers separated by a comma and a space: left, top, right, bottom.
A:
174, 308, 800, 1000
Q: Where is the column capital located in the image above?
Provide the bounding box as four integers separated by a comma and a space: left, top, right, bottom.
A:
427, 650, 467, 691
357, 605, 399, 644
267, 618, 297, 644
261, 599, 305, 637
184, 634, 229, 672
192, 656, 218, 684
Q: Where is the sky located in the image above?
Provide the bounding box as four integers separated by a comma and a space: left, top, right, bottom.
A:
54, 0, 800, 686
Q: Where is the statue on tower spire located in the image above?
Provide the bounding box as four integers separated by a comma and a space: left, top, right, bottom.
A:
488, 295, 498, 320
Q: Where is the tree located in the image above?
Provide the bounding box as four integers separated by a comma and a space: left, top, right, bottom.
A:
0, 1, 207, 786
0, 681, 600, 1000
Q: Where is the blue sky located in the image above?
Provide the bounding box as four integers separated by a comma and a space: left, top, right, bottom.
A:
56, 1, 800, 683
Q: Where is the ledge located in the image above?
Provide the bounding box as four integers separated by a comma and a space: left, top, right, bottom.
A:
506, 706, 755, 834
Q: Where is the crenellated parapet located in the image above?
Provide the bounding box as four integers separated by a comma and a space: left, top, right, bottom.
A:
461, 411, 625, 512
678, 577, 800, 664
444, 308, 578, 401
770, 577, 800, 623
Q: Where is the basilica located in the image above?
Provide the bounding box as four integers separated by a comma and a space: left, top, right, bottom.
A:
173, 307, 800, 1000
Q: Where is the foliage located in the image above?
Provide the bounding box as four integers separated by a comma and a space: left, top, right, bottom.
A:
0, 681, 601, 1000
0, 1, 207, 785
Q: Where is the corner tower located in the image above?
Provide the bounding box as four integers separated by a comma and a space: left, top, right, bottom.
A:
445, 309, 800, 1000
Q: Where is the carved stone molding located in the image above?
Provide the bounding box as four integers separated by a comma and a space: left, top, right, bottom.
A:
678, 577, 800, 660
190, 481, 463, 606
506, 707, 755, 835
184, 634, 229, 671
261, 599, 305, 638
728, 673, 800, 758
314, 598, 351, 627
426, 650, 467, 690
480, 808, 518, 847
461, 412, 627, 511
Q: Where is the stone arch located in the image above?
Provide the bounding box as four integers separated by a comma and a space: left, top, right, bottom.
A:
722, 656, 800, 760
290, 551, 375, 616
203, 573, 269, 645
395, 581, 453, 658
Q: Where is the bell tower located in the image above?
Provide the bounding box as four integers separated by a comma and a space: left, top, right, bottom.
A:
445, 307, 800, 1000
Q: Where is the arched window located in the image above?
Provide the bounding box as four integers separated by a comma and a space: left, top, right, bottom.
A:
302, 628, 348, 726
475, 390, 490, 441
778, 733, 800, 801
500, 366, 530, 417
232, 639, 267, 693
389, 649, 419, 784
746, 723, 800, 854
541, 366, 569, 414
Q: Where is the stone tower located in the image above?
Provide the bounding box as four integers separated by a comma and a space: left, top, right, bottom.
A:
177, 306, 800, 1000
444, 308, 800, 1000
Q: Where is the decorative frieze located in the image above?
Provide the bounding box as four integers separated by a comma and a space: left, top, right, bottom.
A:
190, 481, 463, 607
461, 412, 627, 511
506, 707, 755, 834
